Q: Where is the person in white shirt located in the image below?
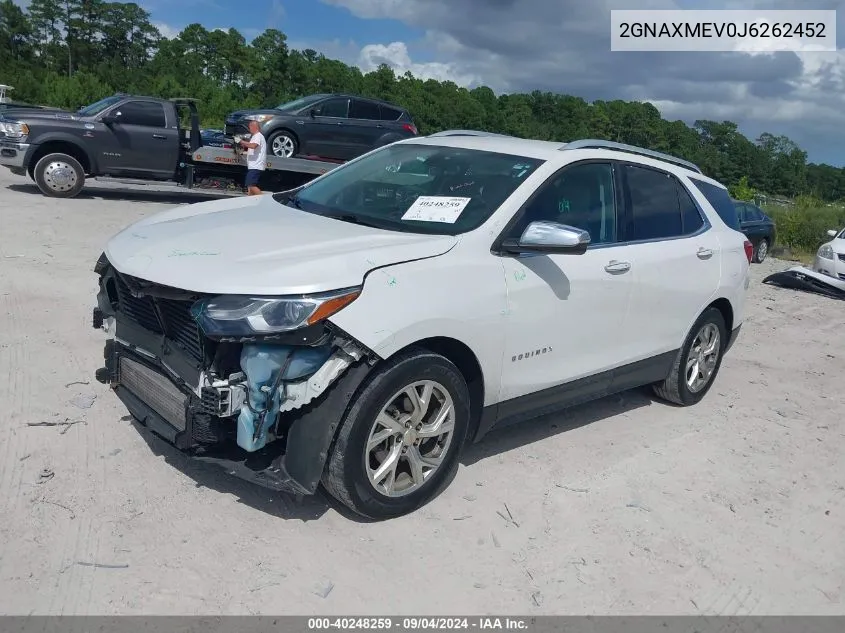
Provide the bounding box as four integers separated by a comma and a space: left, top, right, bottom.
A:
239, 120, 267, 195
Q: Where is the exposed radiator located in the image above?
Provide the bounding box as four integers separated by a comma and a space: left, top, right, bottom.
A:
119, 356, 187, 432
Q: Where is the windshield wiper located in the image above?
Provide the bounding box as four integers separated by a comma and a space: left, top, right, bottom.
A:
328, 213, 385, 229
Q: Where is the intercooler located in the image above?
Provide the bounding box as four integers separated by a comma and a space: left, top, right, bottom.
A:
119, 356, 188, 432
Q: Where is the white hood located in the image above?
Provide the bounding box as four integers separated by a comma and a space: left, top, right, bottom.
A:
105, 194, 458, 295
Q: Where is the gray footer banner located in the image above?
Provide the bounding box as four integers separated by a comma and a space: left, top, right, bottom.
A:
1, 617, 845, 633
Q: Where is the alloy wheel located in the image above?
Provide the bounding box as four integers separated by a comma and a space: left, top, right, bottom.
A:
271, 135, 296, 157
365, 380, 456, 498
686, 323, 721, 393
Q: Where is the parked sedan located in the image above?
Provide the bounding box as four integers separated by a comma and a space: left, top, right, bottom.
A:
733, 199, 776, 263
224, 93, 418, 161
813, 227, 845, 281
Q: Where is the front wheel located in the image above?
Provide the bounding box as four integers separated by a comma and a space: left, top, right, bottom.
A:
267, 130, 298, 158
653, 307, 727, 406
33, 153, 85, 198
753, 239, 769, 263
321, 348, 471, 520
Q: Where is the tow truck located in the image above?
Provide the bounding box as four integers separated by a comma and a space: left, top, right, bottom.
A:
0, 93, 343, 198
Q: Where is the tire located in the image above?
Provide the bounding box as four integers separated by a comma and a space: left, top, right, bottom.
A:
33, 153, 85, 198
267, 129, 299, 158
653, 307, 727, 406
322, 348, 471, 520
753, 238, 769, 264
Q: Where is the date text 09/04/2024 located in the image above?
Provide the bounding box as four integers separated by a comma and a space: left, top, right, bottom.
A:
307, 618, 529, 630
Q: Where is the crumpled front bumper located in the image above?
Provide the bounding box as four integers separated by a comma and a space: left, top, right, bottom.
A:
95, 302, 374, 496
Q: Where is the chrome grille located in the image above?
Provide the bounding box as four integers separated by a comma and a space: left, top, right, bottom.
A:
119, 356, 187, 431
114, 275, 204, 361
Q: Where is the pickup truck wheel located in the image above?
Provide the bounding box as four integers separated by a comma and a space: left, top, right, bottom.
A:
268, 130, 298, 158
322, 348, 470, 520
34, 153, 85, 198
653, 307, 727, 406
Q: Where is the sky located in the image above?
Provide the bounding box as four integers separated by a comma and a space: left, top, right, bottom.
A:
12, 0, 845, 166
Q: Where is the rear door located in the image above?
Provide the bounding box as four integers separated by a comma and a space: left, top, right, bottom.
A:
744, 204, 770, 242
346, 98, 387, 156
301, 96, 356, 159
621, 163, 722, 362
101, 100, 179, 178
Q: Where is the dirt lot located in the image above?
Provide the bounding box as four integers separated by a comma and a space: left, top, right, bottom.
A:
0, 168, 843, 616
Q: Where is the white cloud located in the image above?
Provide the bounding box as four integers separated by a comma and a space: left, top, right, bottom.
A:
357, 41, 481, 84
154, 23, 181, 40
319, 0, 845, 164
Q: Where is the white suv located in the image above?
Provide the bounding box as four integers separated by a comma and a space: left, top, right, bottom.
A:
92, 132, 752, 519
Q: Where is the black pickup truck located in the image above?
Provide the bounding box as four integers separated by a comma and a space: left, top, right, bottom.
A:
0, 93, 335, 198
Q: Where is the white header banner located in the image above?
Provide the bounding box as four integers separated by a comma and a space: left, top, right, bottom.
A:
610, 9, 837, 52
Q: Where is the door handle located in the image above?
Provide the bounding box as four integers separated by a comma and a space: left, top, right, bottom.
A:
152, 133, 167, 139
336, 122, 344, 126
697, 247, 714, 259
604, 260, 631, 274
376, 124, 385, 128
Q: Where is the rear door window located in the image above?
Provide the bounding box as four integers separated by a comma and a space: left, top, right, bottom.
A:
349, 99, 381, 120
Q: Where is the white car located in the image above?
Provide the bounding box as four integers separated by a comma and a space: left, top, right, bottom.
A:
92, 133, 752, 520
813, 227, 845, 280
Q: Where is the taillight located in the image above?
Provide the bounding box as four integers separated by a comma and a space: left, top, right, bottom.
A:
403, 123, 418, 135
743, 240, 753, 264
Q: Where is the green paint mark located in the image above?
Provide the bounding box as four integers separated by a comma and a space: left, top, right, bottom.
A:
558, 199, 570, 213
387, 277, 397, 286
513, 269, 526, 282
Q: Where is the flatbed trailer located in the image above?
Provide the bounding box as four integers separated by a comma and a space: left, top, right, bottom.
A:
0, 94, 348, 198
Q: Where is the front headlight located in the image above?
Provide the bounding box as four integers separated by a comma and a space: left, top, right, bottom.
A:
244, 114, 273, 123
192, 287, 361, 337
818, 244, 834, 260
0, 120, 29, 138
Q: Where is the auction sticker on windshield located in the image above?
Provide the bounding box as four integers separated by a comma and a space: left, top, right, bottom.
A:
401, 196, 471, 223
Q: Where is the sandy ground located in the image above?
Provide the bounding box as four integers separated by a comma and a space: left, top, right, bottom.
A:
0, 169, 843, 616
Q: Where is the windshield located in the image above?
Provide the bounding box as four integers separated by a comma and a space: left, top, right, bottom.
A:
275, 94, 327, 112
275, 142, 545, 235
78, 95, 123, 117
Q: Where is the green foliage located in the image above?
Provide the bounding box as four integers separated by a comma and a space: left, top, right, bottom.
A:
2, 0, 844, 201
729, 176, 755, 201
765, 198, 845, 253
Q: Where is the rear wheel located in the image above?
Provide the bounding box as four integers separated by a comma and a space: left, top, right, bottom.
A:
322, 348, 470, 520
653, 307, 727, 406
753, 238, 769, 263
33, 153, 85, 198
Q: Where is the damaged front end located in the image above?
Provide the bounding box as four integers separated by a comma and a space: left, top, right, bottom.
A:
92, 252, 376, 495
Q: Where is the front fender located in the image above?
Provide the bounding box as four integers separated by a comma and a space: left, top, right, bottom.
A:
28, 131, 97, 172
328, 250, 508, 408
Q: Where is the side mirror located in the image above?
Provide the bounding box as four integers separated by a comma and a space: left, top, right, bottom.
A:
827, 229, 837, 237
501, 220, 590, 255
309, 108, 317, 118
102, 111, 120, 125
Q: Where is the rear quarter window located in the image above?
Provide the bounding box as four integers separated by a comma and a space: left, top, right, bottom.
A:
379, 105, 403, 121
689, 178, 740, 231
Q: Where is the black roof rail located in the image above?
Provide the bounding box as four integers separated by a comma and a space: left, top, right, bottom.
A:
561, 139, 702, 173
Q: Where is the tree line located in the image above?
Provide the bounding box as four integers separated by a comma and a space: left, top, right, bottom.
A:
1, 0, 844, 202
